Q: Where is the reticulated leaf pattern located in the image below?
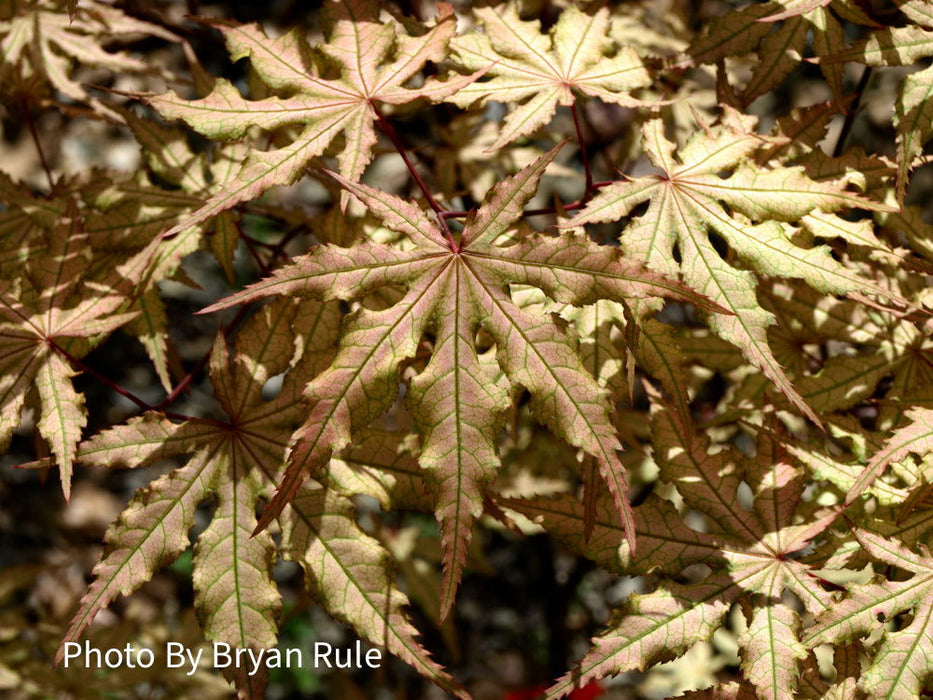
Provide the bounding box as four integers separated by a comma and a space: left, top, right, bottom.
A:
3, 1, 933, 698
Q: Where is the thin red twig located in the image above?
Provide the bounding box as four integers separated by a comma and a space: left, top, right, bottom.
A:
371, 103, 459, 249
22, 99, 55, 191
49, 339, 211, 424
570, 102, 594, 195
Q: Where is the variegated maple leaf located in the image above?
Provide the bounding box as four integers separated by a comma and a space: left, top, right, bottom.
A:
445, 2, 651, 150
817, 0, 933, 201
805, 528, 933, 699
204, 148, 725, 618
516, 400, 839, 700
846, 406, 933, 506
0, 204, 137, 499
58, 297, 467, 698
570, 110, 893, 424
148, 0, 475, 240
101, 108, 260, 390
687, 0, 878, 106
0, 0, 177, 118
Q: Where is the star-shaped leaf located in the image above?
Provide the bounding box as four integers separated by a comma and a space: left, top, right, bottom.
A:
58, 298, 463, 696
446, 3, 651, 150
570, 111, 893, 424
204, 147, 725, 616
541, 400, 838, 700
148, 0, 476, 240
0, 205, 137, 498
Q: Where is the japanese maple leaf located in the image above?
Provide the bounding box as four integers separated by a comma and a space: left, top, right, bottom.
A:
204, 148, 724, 617
0, 0, 177, 118
845, 406, 933, 506
688, 0, 878, 105
0, 206, 136, 499
805, 528, 933, 699
570, 111, 893, 424
445, 2, 651, 150
513, 400, 839, 700
58, 298, 466, 698
148, 0, 475, 240
97, 109, 261, 390
817, 0, 933, 201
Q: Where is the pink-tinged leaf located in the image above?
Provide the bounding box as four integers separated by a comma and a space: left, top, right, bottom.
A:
572, 113, 894, 424
149, 1, 466, 235
255, 274, 437, 533
477, 232, 728, 314
446, 4, 650, 149
846, 407, 933, 504
59, 300, 338, 699
282, 482, 468, 698
202, 243, 445, 313
738, 568, 807, 700
461, 143, 564, 248
199, 149, 720, 609
408, 262, 510, 621
323, 171, 449, 249
155, 117, 348, 241
193, 469, 280, 691
542, 398, 836, 697
545, 576, 741, 699
35, 352, 86, 501
805, 529, 933, 699
59, 454, 212, 662
469, 277, 636, 553
0, 207, 138, 497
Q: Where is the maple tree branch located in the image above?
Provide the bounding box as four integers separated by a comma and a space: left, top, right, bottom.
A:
50, 339, 153, 412
47, 338, 195, 423
264, 224, 306, 271
570, 102, 594, 195
153, 351, 211, 411
234, 229, 277, 250
371, 103, 459, 249
22, 99, 55, 190
523, 200, 588, 217
154, 299, 255, 411
833, 66, 872, 158
240, 230, 267, 270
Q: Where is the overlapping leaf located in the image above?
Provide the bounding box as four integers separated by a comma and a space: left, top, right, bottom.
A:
204, 148, 725, 617
688, 0, 877, 105
0, 0, 177, 118
539, 400, 838, 700
446, 3, 650, 150
817, 0, 933, 200
57, 300, 323, 687
148, 0, 474, 239
57, 298, 464, 696
570, 110, 893, 424
0, 205, 137, 498
805, 529, 933, 699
